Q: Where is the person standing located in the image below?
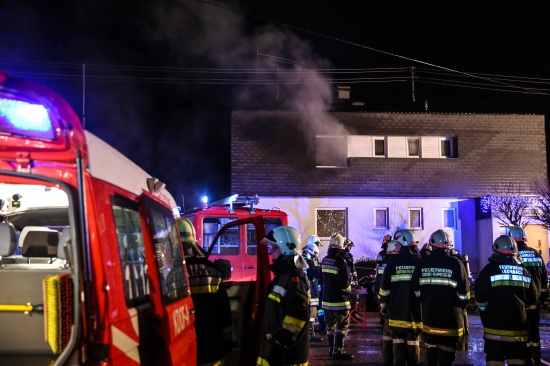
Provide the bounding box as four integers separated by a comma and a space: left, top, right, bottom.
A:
379, 229, 422, 366
321, 232, 354, 360
344, 238, 362, 321
303, 235, 323, 342
475, 235, 537, 366
379, 240, 400, 366
177, 218, 233, 366
509, 226, 549, 366
412, 229, 470, 366
375, 234, 393, 325
256, 226, 310, 366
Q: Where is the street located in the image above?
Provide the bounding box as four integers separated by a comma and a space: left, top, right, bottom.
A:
308, 311, 550, 365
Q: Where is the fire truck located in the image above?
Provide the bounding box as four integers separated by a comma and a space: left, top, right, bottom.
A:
181, 194, 289, 281
0, 70, 270, 365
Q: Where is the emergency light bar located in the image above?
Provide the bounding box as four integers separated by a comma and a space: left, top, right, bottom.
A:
0, 97, 55, 140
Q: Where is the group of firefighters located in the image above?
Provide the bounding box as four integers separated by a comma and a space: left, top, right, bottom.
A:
175, 218, 548, 366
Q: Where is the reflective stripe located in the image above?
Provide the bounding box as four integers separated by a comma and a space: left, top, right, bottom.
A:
323, 300, 351, 310
379, 288, 390, 296
273, 285, 287, 297
283, 315, 306, 334
457, 292, 470, 301
322, 268, 338, 274
407, 340, 420, 346
388, 319, 422, 330
393, 338, 405, 344
190, 284, 220, 294
419, 277, 457, 287
490, 274, 531, 288
391, 274, 412, 282
483, 327, 529, 342
268, 293, 281, 303
423, 324, 463, 337
414, 290, 420, 297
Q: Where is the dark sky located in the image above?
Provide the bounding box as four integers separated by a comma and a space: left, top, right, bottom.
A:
1, 1, 550, 208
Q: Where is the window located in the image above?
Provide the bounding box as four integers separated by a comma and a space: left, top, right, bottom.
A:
409, 208, 423, 230
374, 138, 386, 157
316, 135, 348, 167
143, 195, 189, 305
203, 217, 238, 255
440, 137, 457, 158
315, 208, 347, 239
443, 208, 456, 229
375, 208, 389, 229
407, 138, 420, 157
246, 218, 283, 255
111, 196, 149, 307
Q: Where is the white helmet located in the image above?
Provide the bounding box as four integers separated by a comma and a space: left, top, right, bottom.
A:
386, 240, 400, 255
394, 229, 418, 246
329, 233, 345, 249
264, 226, 302, 256
303, 243, 320, 259
307, 234, 323, 247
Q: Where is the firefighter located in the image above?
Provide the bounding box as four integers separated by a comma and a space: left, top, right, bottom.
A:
177, 218, 232, 366
379, 229, 422, 366
321, 233, 354, 360
419, 242, 432, 257
509, 226, 549, 366
303, 235, 323, 342
412, 229, 470, 366
374, 234, 393, 325
380, 240, 399, 366
343, 238, 362, 321
475, 235, 537, 366
256, 226, 310, 366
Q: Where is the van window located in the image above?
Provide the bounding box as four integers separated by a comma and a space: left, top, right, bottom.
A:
203, 217, 238, 255
111, 196, 149, 307
143, 196, 189, 305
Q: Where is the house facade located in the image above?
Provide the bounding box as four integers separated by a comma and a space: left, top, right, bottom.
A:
231, 111, 548, 272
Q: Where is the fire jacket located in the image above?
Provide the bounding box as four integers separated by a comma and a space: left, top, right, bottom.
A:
517, 240, 549, 306
379, 246, 422, 333
374, 250, 394, 299
257, 255, 310, 366
474, 252, 537, 342
304, 255, 321, 307
344, 251, 358, 283
321, 247, 352, 311
411, 248, 470, 337
186, 257, 232, 364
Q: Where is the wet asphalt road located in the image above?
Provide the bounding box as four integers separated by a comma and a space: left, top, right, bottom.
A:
308, 311, 550, 365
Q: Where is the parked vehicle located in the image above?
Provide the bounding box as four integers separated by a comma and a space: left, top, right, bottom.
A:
182, 194, 288, 281
0, 70, 270, 365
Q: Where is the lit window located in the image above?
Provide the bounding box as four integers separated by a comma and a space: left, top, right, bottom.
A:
443, 208, 456, 229
375, 208, 389, 229
409, 208, 423, 229
315, 208, 347, 239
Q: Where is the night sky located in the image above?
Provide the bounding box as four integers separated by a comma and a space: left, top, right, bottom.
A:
2, 1, 550, 208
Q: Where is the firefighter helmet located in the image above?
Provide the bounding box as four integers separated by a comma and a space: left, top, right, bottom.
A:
344, 238, 354, 248
509, 226, 528, 242
307, 234, 323, 247
329, 233, 346, 249
386, 240, 400, 255
394, 229, 417, 246
303, 243, 320, 259
492, 234, 518, 255
429, 229, 453, 249
177, 217, 197, 243
381, 234, 392, 248
265, 226, 302, 256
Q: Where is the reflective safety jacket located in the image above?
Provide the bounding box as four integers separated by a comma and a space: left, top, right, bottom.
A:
304, 254, 321, 307
412, 248, 470, 337
257, 255, 310, 366
321, 248, 352, 311
186, 257, 233, 364
475, 253, 537, 342
379, 246, 422, 332
374, 250, 394, 299
517, 241, 549, 306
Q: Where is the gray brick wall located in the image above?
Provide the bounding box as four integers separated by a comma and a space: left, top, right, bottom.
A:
231, 111, 547, 197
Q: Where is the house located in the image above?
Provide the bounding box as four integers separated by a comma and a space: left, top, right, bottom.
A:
230, 110, 548, 272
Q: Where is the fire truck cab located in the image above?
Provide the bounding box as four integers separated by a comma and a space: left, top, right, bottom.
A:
182, 194, 288, 281
0, 71, 270, 365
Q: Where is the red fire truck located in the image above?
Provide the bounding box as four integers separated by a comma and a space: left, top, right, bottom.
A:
0, 71, 270, 365
182, 194, 288, 281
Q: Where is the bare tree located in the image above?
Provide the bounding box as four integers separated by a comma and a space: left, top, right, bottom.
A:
531, 178, 550, 230
489, 182, 536, 227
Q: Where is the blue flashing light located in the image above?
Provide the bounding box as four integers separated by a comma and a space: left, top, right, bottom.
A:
202, 196, 208, 204
0, 98, 55, 140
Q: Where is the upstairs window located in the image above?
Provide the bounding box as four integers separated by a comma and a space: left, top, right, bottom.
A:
316, 135, 348, 168
407, 138, 420, 157
374, 138, 386, 157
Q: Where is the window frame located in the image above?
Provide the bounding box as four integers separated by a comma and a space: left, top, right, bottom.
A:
373, 137, 386, 157
407, 137, 420, 158
315, 135, 349, 168
374, 207, 389, 229
442, 208, 457, 230
408, 208, 423, 230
